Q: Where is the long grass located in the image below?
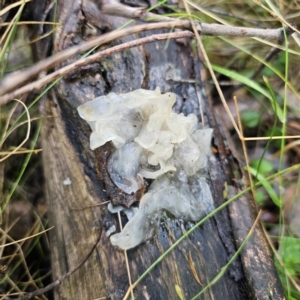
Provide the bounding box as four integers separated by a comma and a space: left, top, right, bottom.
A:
0, 1, 55, 298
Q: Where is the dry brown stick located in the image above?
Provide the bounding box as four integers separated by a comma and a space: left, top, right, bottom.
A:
100, 0, 173, 22
18, 220, 103, 300
0, 21, 193, 98
0, 31, 194, 104
0, 20, 293, 102
201, 23, 285, 39
72, 200, 111, 211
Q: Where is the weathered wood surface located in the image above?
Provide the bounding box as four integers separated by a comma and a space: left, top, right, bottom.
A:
40, 1, 285, 299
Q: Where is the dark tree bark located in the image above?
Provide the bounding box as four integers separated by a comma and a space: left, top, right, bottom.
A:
34, 0, 285, 299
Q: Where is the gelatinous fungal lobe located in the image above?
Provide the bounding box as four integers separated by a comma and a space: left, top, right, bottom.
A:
78, 87, 214, 250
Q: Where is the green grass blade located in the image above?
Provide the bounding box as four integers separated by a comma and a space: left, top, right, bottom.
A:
126, 163, 300, 297
246, 166, 281, 207
0, 78, 61, 145
251, 76, 279, 181
191, 212, 260, 299
220, 37, 300, 103
0, 119, 42, 217
211, 64, 284, 122
0, 0, 27, 77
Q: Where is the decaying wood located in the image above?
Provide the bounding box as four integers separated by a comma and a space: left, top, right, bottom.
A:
18, 0, 286, 299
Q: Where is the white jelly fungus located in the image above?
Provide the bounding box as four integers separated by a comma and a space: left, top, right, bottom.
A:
78, 87, 214, 250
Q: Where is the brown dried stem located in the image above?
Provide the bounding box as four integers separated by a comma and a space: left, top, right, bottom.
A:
0, 20, 294, 104
0, 31, 194, 104
0, 21, 193, 100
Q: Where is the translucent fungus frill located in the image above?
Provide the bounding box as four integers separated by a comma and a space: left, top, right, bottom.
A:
78, 87, 214, 249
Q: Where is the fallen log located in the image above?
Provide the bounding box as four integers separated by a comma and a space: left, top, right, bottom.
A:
32, 1, 285, 299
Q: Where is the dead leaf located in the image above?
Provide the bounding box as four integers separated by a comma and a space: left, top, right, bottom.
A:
175, 284, 184, 300
0, 265, 7, 278
189, 251, 203, 286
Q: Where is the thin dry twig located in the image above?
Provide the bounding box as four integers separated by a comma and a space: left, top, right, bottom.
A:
0, 20, 193, 99
100, 0, 173, 22
0, 227, 44, 297
18, 220, 103, 300
0, 4, 20, 46
72, 200, 110, 211
1, 116, 54, 149
233, 96, 256, 200
0, 149, 42, 155
253, 0, 299, 35
100, 0, 298, 40
0, 101, 19, 143
243, 135, 300, 140
0, 30, 194, 103
181, 0, 205, 126
0, 20, 293, 103
117, 212, 134, 300
201, 23, 290, 40
0, 0, 31, 17
0, 21, 60, 27
0, 227, 53, 249
181, 2, 243, 137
